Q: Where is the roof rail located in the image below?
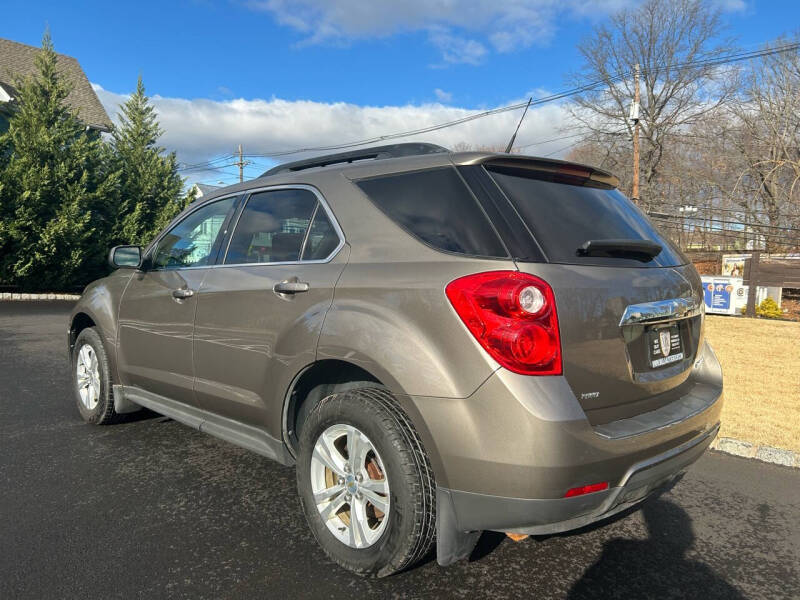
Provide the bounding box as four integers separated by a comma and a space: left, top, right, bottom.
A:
260, 143, 449, 177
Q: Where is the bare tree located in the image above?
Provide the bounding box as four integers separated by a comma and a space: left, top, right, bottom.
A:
726, 39, 800, 250
568, 0, 735, 204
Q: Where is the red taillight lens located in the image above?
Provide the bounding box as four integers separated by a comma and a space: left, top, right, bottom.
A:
445, 271, 562, 376
564, 482, 609, 498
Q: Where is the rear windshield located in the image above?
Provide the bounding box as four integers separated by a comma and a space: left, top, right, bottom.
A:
355, 167, 508, 258
487, 165, 686, 267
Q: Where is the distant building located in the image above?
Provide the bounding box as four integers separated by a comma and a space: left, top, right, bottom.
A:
0, 37, 113, 133
189, 183, 221, 199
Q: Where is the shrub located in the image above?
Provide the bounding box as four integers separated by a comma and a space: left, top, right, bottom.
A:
756, 297, 783, 319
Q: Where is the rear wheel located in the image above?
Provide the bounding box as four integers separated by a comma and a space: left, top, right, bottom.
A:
72, 327, 118, 425
296, 388, 435, 576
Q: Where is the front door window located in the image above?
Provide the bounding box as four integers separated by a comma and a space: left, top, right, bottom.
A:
152, 197, 236, 269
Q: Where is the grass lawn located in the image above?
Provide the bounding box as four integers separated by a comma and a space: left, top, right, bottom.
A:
704, 315, 800, 452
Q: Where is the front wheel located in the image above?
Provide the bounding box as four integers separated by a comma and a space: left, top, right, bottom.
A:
71, 327, 118, 425
296, 388, 436, 577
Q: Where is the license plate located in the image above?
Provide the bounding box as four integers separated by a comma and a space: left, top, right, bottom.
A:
648, 325, 683, 368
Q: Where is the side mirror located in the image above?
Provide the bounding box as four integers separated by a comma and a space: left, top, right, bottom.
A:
109, 245, 142, 270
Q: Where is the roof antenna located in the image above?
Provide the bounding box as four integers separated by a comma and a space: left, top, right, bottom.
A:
504, 97, 532, 153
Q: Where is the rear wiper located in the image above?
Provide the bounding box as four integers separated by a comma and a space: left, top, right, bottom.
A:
576, 239, 662, 262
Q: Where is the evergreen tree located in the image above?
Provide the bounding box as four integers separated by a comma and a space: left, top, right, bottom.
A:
111, 76, 188, 246
0, 32, 116, 291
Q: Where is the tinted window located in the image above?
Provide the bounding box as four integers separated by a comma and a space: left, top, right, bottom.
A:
487, 166, 686, 267
152, 197, 235, 269
356, 167, 507, 258
302, 207, 341, 260
225, 189, 317, 264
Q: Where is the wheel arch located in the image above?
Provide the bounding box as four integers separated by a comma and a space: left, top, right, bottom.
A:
68, 312, 96, 352
281, 359, 444, 481
68, 274, 130, 385
282, 359, 383, 456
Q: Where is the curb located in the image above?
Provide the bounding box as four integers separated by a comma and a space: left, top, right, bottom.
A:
0, 293, 80, 301
710, 436, 800, 468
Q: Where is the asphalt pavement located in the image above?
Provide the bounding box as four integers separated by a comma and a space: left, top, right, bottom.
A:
1, 301, 798, 599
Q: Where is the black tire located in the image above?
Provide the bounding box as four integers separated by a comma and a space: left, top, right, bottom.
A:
296, 387, 436, 577
71, 327, 118, 425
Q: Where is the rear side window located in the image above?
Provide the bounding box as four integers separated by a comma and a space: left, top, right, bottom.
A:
225, 189, 317, 264
302, 207, 341, 261
487, 166, 686, 267
356, 167, 507, 258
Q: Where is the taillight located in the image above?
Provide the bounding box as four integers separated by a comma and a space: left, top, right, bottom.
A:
445, 271, 562, 376
564, 482, 609, 498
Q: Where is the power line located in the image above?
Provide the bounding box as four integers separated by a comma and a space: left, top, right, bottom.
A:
182, 163, 239, 174
241, 76, 632, 160
540, 127, 630, 157
653, 224, 790, 246
649, 217, 797, 243
648, 212, 800, 233
516, 130, 592, 149
651, 200, 800, 221
654, 224, 797, 249
649, 216, 795, 238
177, 40, 800, 173
641, 42, 800, 78
177, 154, 236, 171
542, 140, 585, 158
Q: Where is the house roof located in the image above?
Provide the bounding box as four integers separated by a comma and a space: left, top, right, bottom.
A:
193, 183, 221, 197
0, 38, 113, 132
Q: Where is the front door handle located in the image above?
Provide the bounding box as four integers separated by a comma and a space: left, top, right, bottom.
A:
172, 288, 195, 299
274, 281, 310, 294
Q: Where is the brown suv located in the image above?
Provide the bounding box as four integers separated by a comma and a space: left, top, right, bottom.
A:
68, 143, 723, 576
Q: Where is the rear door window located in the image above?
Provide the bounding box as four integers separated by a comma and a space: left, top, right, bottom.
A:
486, 165, 686, 267
225, 189, 317, 264
355, 167, 508, 258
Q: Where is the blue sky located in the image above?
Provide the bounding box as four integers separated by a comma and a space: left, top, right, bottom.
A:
2, 1, 799, 185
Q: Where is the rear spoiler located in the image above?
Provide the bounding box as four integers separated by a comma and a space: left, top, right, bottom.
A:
451, 152, 620, 189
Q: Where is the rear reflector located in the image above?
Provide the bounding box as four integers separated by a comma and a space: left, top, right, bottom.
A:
564, 482, 609, 498
445, 271, 562, 376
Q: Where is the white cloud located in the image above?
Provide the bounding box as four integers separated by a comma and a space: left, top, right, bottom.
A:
434, 88, 453, 102
712, 0, 747, 11
249, 0, 620, 61
428, 28, 488, 65
249, 0, 748, 65
93, 83, 575, 185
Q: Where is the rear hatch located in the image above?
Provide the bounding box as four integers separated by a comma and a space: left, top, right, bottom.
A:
466, 158, 704, 425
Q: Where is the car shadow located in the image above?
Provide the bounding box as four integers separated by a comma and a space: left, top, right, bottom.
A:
460, 477, 744, 598
565, 498, 745, 599
468, 478, 684, 564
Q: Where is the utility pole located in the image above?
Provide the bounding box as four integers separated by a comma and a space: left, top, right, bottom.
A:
631, 63, 641, 205
233, 144, 251, 183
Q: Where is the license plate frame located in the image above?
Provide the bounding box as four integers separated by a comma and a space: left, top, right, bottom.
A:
647, 324, 684, 369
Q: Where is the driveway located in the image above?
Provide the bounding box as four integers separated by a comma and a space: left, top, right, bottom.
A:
1, 301, 798, 599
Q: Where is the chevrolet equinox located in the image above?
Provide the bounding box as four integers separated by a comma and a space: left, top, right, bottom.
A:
68, 143, 723, 576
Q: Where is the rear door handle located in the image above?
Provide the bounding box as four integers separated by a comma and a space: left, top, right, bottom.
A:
172, 288, 195, 299
274, 281, 310, 294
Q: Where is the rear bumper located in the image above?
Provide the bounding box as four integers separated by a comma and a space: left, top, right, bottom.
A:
404, 340, 723, 536
438, 421, 717, 535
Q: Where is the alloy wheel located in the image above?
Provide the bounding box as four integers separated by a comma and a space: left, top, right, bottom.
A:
76, 343, 100, 411
310, 424, 390, 549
